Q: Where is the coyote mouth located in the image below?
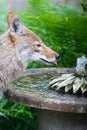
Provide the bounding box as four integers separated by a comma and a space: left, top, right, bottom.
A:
40, 58, 57, 66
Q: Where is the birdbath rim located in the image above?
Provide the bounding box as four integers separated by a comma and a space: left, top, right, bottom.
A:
3, 68, 87, 113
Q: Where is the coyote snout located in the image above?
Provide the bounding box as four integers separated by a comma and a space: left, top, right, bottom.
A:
0, 11, 59, 97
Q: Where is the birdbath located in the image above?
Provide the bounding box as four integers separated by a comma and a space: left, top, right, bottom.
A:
3, 67, 87, 130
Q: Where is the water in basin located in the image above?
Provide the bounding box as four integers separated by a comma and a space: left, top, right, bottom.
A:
12, 73, 61, 98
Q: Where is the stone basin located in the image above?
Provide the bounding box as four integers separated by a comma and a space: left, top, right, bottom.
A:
4, 68, 87, 130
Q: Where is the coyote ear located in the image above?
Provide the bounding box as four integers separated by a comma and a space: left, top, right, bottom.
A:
7, 11, 15, 27
7, 11, 23, 35
10, 17, 23, 35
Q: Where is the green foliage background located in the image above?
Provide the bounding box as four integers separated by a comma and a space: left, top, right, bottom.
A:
0, 0, 9, 33
0, 0, 87, 130
0, 99, 37, 130
20, 0, 87, 68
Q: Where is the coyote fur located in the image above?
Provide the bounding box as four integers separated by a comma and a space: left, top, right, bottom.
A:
0, 11, 59, 97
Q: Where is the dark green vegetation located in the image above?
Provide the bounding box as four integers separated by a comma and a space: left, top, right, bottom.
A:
0, 99, 37, 130
21, 0, 87, 68
0, 0, 87, 130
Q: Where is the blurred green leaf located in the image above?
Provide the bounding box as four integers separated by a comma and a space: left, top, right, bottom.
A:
81, 3, 87, 12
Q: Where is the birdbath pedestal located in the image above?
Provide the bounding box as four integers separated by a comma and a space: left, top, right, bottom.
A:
4, 68, 87, 130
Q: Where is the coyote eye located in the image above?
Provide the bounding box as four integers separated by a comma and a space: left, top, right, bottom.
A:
37, 44, 41, 47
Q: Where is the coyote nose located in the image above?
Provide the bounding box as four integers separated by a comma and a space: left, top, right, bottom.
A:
55, 54, 60, 60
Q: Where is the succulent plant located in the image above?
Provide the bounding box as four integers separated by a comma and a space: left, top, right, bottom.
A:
49, 56, 87, 94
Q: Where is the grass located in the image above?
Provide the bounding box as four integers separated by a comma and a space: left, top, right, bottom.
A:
0, 99, 38, 130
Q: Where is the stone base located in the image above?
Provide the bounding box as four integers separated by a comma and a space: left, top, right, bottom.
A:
37, 109, 87, 130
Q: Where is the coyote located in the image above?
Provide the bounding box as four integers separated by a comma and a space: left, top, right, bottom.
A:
0, 11, 59, 97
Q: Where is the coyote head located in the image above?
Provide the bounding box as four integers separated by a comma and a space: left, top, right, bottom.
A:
7, 11, 59, 67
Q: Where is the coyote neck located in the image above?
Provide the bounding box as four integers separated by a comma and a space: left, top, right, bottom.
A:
0, 32, 24, 88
